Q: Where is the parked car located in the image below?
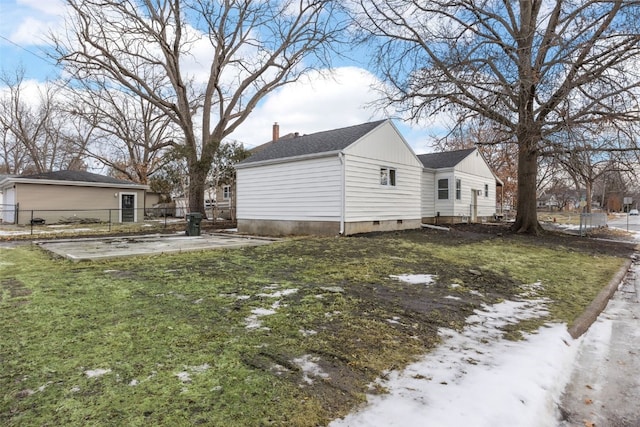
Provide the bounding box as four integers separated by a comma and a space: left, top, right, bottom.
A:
629, 209, 639, 216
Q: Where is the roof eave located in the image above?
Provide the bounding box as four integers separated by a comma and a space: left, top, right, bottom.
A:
235, 150, 342, 169
0, 177, 149, 190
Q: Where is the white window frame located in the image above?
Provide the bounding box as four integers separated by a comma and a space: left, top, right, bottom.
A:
484, 184, 489, 197
223, 185, 231, 200
380, 167, 396, 187
455, 179, 462, 200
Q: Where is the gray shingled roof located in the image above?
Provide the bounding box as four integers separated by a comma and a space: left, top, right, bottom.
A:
417, 148, 476, 169
239, 120, 387, 165
18, 170, 141, 185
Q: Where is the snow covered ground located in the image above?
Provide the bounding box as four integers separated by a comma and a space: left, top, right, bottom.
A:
330, 297, 581, 427
330, 234, 639, 427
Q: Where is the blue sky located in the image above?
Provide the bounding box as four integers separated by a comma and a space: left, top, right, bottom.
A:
0, 0, 442, 153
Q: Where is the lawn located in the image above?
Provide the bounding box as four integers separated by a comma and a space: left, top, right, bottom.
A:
0, 227, 632, 426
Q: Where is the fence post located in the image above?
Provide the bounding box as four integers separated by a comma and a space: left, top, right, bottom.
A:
109, 209, 112, 232
30, 210, 34, 235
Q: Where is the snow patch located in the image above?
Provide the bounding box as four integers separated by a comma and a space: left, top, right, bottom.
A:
293, 355, 329, 385
258, 288, 298, 298
390, 274, 436, 285
84, 368, 112, 378
175, 363, 210, 384
330, 297, 576, 427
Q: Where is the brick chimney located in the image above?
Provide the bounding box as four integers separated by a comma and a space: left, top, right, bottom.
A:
272, 122, 279, 141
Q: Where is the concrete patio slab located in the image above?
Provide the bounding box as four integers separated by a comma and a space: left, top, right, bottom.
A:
36, 233, 279, 261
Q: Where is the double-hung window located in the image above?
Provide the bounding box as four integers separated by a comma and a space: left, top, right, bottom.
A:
223, 185, 231, 200
455, 179, 461, 200
484, 184, 489, 197
437, 179, 448, 199
380, 168, 396, 186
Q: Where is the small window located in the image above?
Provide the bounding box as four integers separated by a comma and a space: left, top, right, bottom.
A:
484, 184, 489, 197
455, 179, 461, 200
380, 168, 396, 186
438, 179, 448, 200
223, 185, 231, 200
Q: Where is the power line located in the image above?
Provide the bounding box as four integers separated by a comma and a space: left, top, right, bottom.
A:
0, 34, 57, 65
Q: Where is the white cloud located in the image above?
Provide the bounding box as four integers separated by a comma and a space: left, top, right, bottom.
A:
229, 66, 388, 149
4, 1, 66, 46
227, 66, 450, 154
17, 0, 65, 16
10, 17, 54, 45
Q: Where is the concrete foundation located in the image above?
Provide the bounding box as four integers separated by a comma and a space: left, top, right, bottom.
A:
343, 219, 421, 235
238, 218, 422, 236
422, 216, 494, 226
238, 219, 341, 236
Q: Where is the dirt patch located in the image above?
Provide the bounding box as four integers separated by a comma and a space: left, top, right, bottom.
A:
0, 278, 32, 306
262, 225, 636, 420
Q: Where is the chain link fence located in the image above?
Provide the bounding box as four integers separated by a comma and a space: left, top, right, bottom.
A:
0, 207, 235, 237
579, 213, 608, 236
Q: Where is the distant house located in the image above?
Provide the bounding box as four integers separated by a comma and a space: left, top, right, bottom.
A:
236, 120, 423, 236
418, 148, 503, 225
0, 171, 149, 225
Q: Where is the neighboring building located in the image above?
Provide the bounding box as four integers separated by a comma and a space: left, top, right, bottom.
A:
418, 148, 503, 225
0, 171, 149, 225
204, 184, 234, 220
236, 120, 423, 236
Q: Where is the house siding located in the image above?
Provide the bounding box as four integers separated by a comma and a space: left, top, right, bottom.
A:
344, 154, 421, 222
343, 121, 422, 224
451, 171, 496, 219
12, 183, 145, 225
421, 170, 436, 219
422, 151, 498, 224
236, 156, 342, 224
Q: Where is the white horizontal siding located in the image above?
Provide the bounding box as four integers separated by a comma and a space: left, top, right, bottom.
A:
345, 121, 423, 167
344, 154, 421, 221
237, 156, 342, 221
433, 171, 455, 217
421, 170, 435, 217
457, 150, 496, 178
452, 171, 497, 217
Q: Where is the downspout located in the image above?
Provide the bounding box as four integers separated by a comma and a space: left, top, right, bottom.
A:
339, 152, 345, 235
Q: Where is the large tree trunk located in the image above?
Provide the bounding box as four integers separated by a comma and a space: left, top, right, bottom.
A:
513, 140, 543, 234
585, 181, 593, 213
187, 162, 210, 215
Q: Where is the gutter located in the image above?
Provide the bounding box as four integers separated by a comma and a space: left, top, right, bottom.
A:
339, 152, 345, 235
235, 150, 342, 169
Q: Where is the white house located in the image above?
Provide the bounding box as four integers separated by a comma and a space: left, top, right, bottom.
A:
418, 148, 503, 225
235, 120, 501, 236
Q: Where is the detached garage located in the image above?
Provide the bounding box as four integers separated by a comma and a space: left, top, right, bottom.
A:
0, 171, 148, 225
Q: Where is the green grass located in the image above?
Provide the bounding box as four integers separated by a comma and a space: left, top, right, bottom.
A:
0, 233, 628, 426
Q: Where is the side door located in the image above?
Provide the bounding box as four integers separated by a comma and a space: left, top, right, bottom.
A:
121, 194, 135, 222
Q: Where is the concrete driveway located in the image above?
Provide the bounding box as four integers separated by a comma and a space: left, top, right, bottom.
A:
36, 233, 279, 261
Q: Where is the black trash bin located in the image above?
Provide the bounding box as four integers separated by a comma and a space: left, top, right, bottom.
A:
185, 212, 202, 236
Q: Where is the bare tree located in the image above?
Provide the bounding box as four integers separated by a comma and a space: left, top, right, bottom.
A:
354, 0, 640, 233
63, 78, 177, 184
54, 0, 345, 213
0, 69, 81, 174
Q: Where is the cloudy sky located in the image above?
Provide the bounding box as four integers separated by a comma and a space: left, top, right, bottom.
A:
0, 0, 442, 153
